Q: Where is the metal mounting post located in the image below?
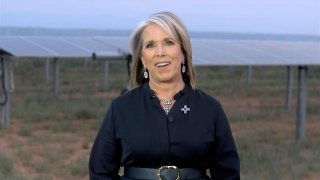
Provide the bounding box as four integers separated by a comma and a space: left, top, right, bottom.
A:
296, 66, 308, 141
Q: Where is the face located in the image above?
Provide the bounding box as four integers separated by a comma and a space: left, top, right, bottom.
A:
140, 23, 185, 85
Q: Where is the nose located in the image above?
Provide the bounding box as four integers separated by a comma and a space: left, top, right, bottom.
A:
156, 45, 166, 57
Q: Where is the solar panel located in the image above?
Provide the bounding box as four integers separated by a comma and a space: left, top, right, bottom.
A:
62, 37, 125, 59
94, 36, 131, 54
272, 41, 319, 63
191, 39, 319, 66
0, 36, 56, 57
23, 36, 90, 58
92, 37, 320, 66
0, 36, 319, 65
238, 40, 320, 65
192, 39, 256, 65
0, 36, 126, 59
63, 37, 119, 52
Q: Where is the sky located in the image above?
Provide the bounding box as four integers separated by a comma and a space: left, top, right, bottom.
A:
0, 0, 319, 35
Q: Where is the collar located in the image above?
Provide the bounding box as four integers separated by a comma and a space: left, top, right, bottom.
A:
142, 82, 192, 100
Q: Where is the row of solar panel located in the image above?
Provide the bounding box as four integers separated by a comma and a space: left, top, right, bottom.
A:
0, 36, 319, 66
0, 36, 126, 58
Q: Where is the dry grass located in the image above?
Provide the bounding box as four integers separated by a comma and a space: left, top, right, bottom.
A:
0, 60, 319, 179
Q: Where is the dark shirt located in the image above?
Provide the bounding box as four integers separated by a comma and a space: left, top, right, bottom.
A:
89, 83, 240, 179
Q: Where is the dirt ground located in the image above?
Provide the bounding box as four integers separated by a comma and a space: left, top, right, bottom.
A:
1, 94, 319, 180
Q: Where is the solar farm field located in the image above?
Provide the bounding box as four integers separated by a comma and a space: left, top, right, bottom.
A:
0, 60, 319, 179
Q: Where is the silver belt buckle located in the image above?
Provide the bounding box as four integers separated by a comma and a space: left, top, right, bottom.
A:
157, 166, 180, 180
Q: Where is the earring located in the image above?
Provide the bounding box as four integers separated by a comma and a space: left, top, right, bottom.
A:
181, 63, 186, 73
143, 69, 148, 79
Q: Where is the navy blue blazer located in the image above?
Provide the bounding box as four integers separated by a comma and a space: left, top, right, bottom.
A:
89, 83, 240, 179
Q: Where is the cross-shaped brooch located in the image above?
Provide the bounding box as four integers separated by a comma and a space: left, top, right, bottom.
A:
181, 105, 190, 114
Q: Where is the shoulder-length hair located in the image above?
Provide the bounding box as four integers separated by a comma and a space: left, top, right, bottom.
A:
128, 11, 196, 89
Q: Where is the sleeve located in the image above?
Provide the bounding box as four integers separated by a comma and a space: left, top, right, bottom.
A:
89, 102, 121, 180
210, 102, 240, 180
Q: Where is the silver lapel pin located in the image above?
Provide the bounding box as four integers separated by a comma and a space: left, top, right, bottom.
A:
181, 105, 190, 114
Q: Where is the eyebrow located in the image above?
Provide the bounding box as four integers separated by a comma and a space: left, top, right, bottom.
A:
143, 37, 176, 46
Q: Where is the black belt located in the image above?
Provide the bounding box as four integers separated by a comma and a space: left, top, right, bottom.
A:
124, 166, 207, 180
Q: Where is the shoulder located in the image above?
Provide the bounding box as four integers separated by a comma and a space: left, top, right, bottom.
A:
111, 86, 144, 107
192, 88, 222, 108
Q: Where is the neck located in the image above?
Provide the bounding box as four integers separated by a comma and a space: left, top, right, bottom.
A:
149, 80, 185, 100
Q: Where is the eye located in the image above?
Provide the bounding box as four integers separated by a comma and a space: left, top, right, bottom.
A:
165, 40, 175, 46
145, 43, 154, 49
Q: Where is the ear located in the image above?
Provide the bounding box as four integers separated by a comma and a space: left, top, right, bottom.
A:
140, 56, 146, 67
182, 55, 185, 64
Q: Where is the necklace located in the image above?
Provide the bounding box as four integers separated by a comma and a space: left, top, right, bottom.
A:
160, 98, 174, 115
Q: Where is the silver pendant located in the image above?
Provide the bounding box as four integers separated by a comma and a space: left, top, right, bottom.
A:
181, 105, 190, 114
164, 107, 170, 115
163, 99, 172, 115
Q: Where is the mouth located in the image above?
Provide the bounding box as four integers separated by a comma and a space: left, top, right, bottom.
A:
155, 61, 170, 68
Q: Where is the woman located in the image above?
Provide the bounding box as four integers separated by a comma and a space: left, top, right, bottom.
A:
89, 11, 240, 179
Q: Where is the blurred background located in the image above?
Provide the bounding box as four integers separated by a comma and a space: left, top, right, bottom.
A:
0, 0, 319, 179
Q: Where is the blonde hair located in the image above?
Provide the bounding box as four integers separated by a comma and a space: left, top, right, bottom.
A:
128, 11, 196, 89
